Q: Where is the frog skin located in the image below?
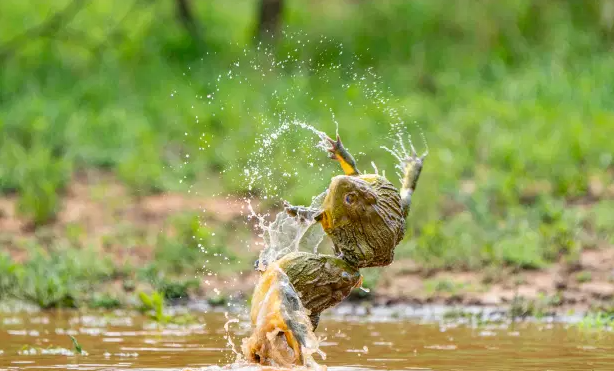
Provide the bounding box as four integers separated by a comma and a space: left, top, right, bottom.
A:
253, 133, 426, 330
275, 251, 362, 328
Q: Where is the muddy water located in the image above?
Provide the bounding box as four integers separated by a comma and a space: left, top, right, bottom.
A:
0, 310, 613, 371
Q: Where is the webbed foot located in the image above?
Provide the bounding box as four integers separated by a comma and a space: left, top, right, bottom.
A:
325, 134, 360, 176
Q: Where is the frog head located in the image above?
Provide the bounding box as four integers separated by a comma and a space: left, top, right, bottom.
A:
315, 174, 406, 268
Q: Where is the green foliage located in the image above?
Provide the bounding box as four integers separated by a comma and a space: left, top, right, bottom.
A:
158, 278, 200, 301
0, 253, 20, 299
88, 293, 122, 309
509, 295, 553, 320
153, 236, 204, 275
397, 196, 594, 271
152, 212, 235, 275
138, 290, 197, 325
0, 246, 115, 308
589, 200, 614, 243
2, 142, 71, 226
1, 1, 612, 207
1, 0, 613, 290
116, 130, 167, 195
207, 294, 228, 306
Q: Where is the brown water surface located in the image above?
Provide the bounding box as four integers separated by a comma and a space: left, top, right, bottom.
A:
0, 310, 613, 370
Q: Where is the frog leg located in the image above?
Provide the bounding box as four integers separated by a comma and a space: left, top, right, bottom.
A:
278, 252, 362, 330
326, 134, 360, 176
400, 143, 426, 215
283, 199, 330, 241
252, 201, 325, 270
284, 203, 321, 222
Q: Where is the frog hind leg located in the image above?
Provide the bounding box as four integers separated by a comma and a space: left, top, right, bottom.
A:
279, 252, 362, 329
326, 134, 360, 176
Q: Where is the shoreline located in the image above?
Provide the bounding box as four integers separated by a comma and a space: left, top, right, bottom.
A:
1, 173, 613, 320
0, 296, 602, 325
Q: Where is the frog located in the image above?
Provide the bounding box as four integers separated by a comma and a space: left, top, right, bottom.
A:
247, 132, 426, 362
307, 134, 423, 268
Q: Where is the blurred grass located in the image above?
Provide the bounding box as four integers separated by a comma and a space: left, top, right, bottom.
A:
0, 246, 115, 308
1, 0, 614, 296
0, 211, 248, 307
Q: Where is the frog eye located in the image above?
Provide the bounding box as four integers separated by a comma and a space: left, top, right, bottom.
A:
344, 193, 356, 205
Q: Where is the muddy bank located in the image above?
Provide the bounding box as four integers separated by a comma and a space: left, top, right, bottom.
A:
371, 250, 614, 315
0, 298, 590, 324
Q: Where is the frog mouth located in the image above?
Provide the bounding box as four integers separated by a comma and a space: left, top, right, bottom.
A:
314, 209, 332, 231
316, 175, 355, 232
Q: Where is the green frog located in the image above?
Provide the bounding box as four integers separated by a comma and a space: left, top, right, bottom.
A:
282, 133, 425, 319
246, 133, 426, 366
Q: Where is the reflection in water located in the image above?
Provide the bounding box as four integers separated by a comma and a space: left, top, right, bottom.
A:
0, 311, 613, 370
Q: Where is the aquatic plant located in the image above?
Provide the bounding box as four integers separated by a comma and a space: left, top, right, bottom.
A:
137, 290, 196, 325
69, 335, 85, 355
19, 343, 88, 356
138, 291, 172, 324
577, 312, 614, 331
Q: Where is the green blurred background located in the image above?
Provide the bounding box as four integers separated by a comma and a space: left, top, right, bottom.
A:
1, 0, 613, 309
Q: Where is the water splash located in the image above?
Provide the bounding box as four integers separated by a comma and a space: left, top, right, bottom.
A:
224, 312, 243, 361
239, 131, 334, 368
247, 189, 326, 270
381, 129, 429, 185
242, 120, 332, 199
